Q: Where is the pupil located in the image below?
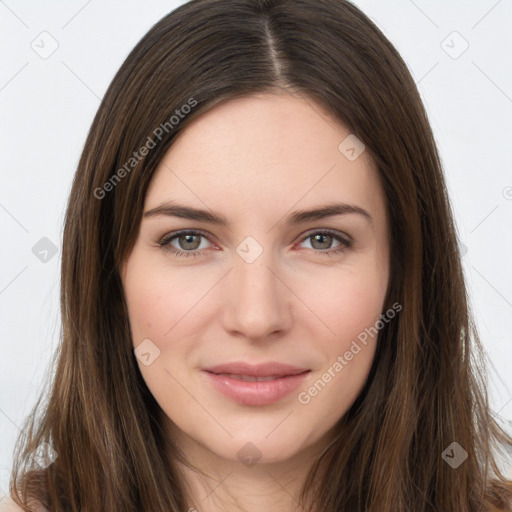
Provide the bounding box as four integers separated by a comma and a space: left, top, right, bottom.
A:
181, 234, 200, 250
313, 234, 331, 249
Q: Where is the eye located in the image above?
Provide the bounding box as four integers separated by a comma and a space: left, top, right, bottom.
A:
296, 229, 352, 256
157, 230, 214, 258
158, 228, 351, 258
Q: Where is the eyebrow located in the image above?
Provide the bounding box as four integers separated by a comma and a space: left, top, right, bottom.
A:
143, 201, 373, 227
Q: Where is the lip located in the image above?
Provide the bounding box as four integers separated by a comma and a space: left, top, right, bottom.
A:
202, 362, 310, 406
203, 361, 310, 377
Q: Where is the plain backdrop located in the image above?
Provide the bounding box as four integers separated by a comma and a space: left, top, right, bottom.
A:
1, 0, 512, 500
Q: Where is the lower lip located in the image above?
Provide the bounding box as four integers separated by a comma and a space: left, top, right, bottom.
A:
202, 371, 310, 406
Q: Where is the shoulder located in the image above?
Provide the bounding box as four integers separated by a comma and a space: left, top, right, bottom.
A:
0, 495, 46, 512
0, 495, 24, 511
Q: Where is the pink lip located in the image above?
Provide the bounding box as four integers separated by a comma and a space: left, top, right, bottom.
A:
202, 362, 310, 406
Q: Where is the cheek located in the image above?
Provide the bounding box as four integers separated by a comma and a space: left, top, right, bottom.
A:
123, 260, 210, 344
123, 263, 205, 416
294, 301, 381, 429
301, 265, 387, 349
123, 261, 216, 403
294, 267, 386, 410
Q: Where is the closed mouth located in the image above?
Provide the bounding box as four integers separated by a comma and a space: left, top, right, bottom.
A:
208, 372, 308, 382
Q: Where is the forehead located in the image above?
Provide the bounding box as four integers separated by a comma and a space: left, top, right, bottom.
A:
144, 92, 383, 220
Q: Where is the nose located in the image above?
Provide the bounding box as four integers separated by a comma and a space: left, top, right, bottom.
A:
220, 248, 293, 342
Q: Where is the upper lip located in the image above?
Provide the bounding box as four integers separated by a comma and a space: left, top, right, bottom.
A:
203, 362, 310, 378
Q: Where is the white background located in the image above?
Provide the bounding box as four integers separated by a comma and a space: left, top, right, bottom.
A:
1, 0, 512, 501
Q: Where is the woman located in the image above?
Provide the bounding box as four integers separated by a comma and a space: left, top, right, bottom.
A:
4, 0, 512, 510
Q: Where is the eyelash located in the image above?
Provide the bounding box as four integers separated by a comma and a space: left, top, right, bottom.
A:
157, 229, 352, 258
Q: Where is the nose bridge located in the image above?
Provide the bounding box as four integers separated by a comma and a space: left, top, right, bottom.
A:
222, 238, 291, 339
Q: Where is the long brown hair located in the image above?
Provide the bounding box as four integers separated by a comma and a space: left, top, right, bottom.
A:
8, 0, 512, 510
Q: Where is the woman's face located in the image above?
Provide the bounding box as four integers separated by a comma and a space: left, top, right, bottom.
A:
121, 92, 390, 466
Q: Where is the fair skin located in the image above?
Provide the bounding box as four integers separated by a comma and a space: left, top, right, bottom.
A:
120, 91, 390, 512
0, 496, 45, 512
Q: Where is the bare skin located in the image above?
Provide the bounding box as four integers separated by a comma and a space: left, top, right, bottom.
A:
121, 91, 391, 512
